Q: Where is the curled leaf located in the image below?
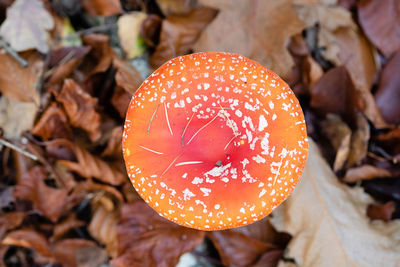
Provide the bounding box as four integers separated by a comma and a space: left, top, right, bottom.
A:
343, 165, 392, 183
57, 79, 101, 142
2, 229, 52, 258
46, 139, 126, 186
53, 239, 104, 267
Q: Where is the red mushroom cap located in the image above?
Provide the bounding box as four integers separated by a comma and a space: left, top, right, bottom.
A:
123, 52, 308, 230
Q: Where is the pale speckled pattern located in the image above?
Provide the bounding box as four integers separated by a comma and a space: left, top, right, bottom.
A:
123, 52, 308, 230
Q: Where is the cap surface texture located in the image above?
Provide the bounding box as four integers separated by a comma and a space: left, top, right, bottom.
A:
123, 52, 308, 230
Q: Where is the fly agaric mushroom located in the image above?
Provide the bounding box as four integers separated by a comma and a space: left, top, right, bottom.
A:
123, 52, 308, 230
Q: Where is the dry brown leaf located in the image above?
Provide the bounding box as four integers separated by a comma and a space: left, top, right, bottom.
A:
113, 57, 143, 95
82, 0, 122, 16
156, 0, 198, 16
102, 126, 123, 157
82, 34, 114, 75
150, 6, 217, 68
71, 180, 124, 203
346, 112, 370, 168
0, 52, 42, 104
367, 201, 395, 222
31, 103, 72, 140
111, 86, 132, 118
0, 97, 37, 139
343, 165, 392, 183
53, 238, 105, 267
0, 212, 25, 238
208, 230, 281, 267
48, 46, 91, 85
45, 139, 126, 186
320, 114, 352, 171
0, 0, 54, 53
110, 201, 205, 267
2, 229, 52, 258
52, 213, 85, 241
194, 0, 304, 79
271, 139, 400, 267
14, 166, 69, 222
88, 202, 119, 257
117, 12, 147, 59
57, 79, 101, 142
375, 50, 400, 125
358, 0, 400, 57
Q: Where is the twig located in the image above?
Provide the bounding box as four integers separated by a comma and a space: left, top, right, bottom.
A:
0, 39, 28, 67
0, 138, 38, 161
61, 23, 117, 40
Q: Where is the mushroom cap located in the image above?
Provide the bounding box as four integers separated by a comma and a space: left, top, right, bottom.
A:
123, 52, 308, 230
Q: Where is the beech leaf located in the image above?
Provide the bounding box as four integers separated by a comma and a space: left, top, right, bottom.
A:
271, 140, 400, 267
0, 0, 54, 53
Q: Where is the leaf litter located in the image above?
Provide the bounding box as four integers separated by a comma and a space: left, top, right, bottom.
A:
0, 0, 399, 266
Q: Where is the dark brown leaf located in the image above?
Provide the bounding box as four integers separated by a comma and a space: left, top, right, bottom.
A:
71, 180, 124, 203
311, 66, 359, 122
82, 0, 122, 16
111, 86, 132, 118
53, 239, 101, 267
113, 57, 143, 95
31, 103, 72, 140
0, 52, 42, 104
207, 230, 278, 267
2, 229, 52, 258
48, 46, 91, 85
343, 165, 392, 183
46, 139, 127, 186
367, 201, 395, 222
102, 126, 123, 157
52, 213, 85, 241
14, 166, 69, 222
150, 7, 218, 68
57, 79, 101, 142
375, 50, 400, 125
82, 34, 114, 74
358, 0, 400, 57
253, 249, 284, 267
0, 212, 25, 238
110, 201, 205, 267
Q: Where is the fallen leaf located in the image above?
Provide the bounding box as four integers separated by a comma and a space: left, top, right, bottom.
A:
75, 245, 108, 267
0, 97, 37, 139
194, 0, 304, 79
110, 201, 205, 267
375, 50, 400, 125
14, 166, 69, 222
151, 6, 218, 68
56, 79, 101, 142
140, 14, 163, 47
0, 0, 54, 53
45, 139, 126, 186
118, 12, 147, 59
48, 46, 91, 85
271, 139, 400, 266
88, 202, 119, 257
82, 34, 114, 75
358, 0, 400, 57
113, 57, 143, 95
82, 0, 122, 16
156, 0, 198, 16
207, 230, 280, 267
346, 112, 370, 168
53, 239, 102, 267
0, 52, 43, 104
320, 114, 352, 171
52, 213, 85, 241
111, 87, 132, 118
71, 180, 124, 203
343, 165, 392, 183
102, 126, 123, 157
367, 201, 395, 222
31, 103, 72, 140
2, 229, 52, 258
0, 212, 25, 238
310, 66, 358, 121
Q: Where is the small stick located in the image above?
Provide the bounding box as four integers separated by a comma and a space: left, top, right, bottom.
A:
181, 112, 195, 147
187, 112, 221, 145
162, 152, 183, 176
0, 39, 28, 67
147, 104, 160, 133
175, 161, 203, 167
139, 145, 164, 155
164, 102, 173, 135
0, 138, 38, 161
